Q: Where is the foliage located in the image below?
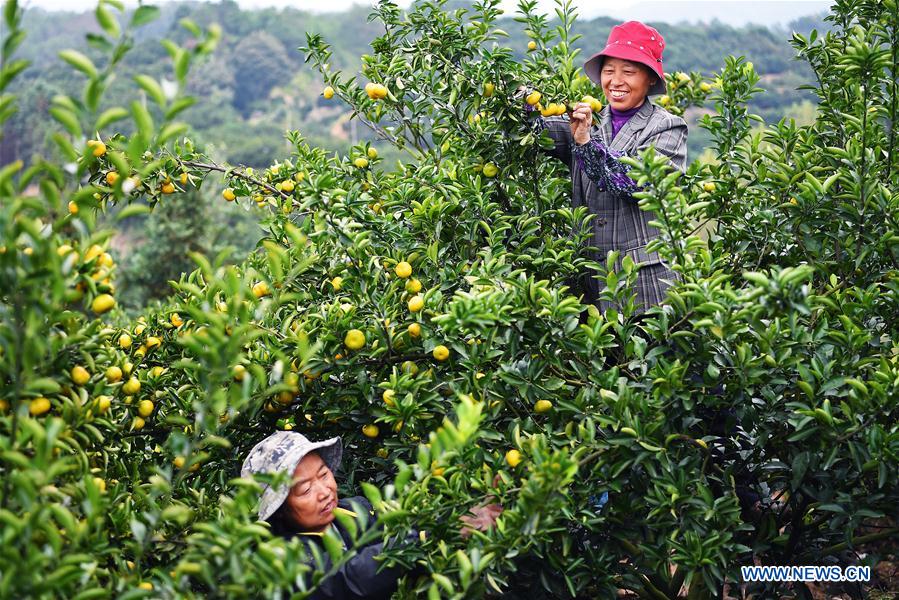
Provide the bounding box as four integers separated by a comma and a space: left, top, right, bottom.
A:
1, 2, 897, 600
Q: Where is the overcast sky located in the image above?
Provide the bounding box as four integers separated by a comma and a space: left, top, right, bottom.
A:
22, 0, 832, 27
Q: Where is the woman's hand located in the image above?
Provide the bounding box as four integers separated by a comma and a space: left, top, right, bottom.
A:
459, 502, 503, 539
569, 102, 593, 146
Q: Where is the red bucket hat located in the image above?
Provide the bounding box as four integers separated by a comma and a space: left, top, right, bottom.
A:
584, 21, 667, 96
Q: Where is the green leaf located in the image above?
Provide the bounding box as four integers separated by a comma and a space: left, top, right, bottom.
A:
320, 528, 343, 563
0, 58, 29, 89
95, 106, 129, 130
130, 100, 153, 142
116, 204, 151, 221
158, 122, 188, 145
179, 17, 201, 37
58, 50, 98, 79
84, 78, 106, 113
49, 106, 81, 137
4, 0, 18, 31
134, 74, 165, 106
360, 482, 382, 509
165, 96, 195, 120
95, 4, 120, 39
174, 49, 190, 82
130, 5, 160, 27
85, 33, 112, 52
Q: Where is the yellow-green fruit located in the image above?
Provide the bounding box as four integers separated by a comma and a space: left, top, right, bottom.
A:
700, 82, 712, 92
383, 389, 396, 407
281, 179, 295, 193
527, 40, 537, 51
323, 85, 335, 99
105, 366, 123, 383
119, 333, 132, 349
405, 278, 422, 293
362, 424, 379, 438
122, 377, 141, 395
106, 171, 119, 185
534, 399, 553, 413
505, 449, 523, 467
432, 345, 450, 361
354, 157, 369, 169
137, 399, 154, 418
96, 395, 111, 414
330, 276, 343, 291
344, 329, 366, 350
92, 293, 116, 314
401, 360, 419, 375
408, 295, 424, 312
407, 323, 421, 337
482, 163, 498, 178
138, 582, 153, 591
222, 188, 236, 201
29, 397, 51, 416
703, 181, 716, 192
253, 281, 270, 298
93, 477, 107, 493
72, 366, 91, 385
526, 91, 542, 106
132, 417, 145, 430
677, 72, 691, 84
367, 147, 378, 159
173, 456, 186, 469
376, 448, 389, 459
145, 336, 161, 350
582, 95, 603, 112
232, 364, 246, 381
659, 95, 672, 107
483, 82, 494, 97
89, 140, 107, 157
394, 261, 412, 278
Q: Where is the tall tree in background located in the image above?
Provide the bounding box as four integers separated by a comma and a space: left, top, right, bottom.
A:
230, 31, 291, 117
119, 193, 211, 309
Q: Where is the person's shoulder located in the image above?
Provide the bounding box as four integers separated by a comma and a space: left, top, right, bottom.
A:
645, 101, 687, 131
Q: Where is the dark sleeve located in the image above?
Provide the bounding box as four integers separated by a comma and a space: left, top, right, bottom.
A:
535, 115, 574, 165
570, 117, 688, 196
305, 496, 406, 600
308, 541, 402, 600
634, 118, 689, 173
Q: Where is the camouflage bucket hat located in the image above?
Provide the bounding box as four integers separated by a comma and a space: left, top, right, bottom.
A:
241, 431, 343, 521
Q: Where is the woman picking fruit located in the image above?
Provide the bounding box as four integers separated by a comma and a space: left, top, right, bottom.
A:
241, 431, 502, 598
535, 21, 688, 313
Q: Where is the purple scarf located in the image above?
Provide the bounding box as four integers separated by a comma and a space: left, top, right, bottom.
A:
610, 105, 641, 139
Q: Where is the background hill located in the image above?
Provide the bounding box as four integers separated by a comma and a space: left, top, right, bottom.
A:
7, 0, 830, 167
4, 0, 831, 308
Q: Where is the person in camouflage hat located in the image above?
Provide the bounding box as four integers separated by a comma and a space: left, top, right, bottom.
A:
241, 431, 404, 599
241, 431, 505, 598
241, 430, 343, 523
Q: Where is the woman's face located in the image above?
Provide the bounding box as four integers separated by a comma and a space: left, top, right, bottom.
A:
283, 452, 338, 533
600, 57, 656, 111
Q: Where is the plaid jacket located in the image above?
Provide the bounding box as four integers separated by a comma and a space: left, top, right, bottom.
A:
541, 98, 688, 313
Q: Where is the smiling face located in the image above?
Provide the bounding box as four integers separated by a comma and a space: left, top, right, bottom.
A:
283, 451, 338, 533
600, 57, 657, 111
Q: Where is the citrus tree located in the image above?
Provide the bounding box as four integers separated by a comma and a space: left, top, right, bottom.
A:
1, 0, 897, 598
